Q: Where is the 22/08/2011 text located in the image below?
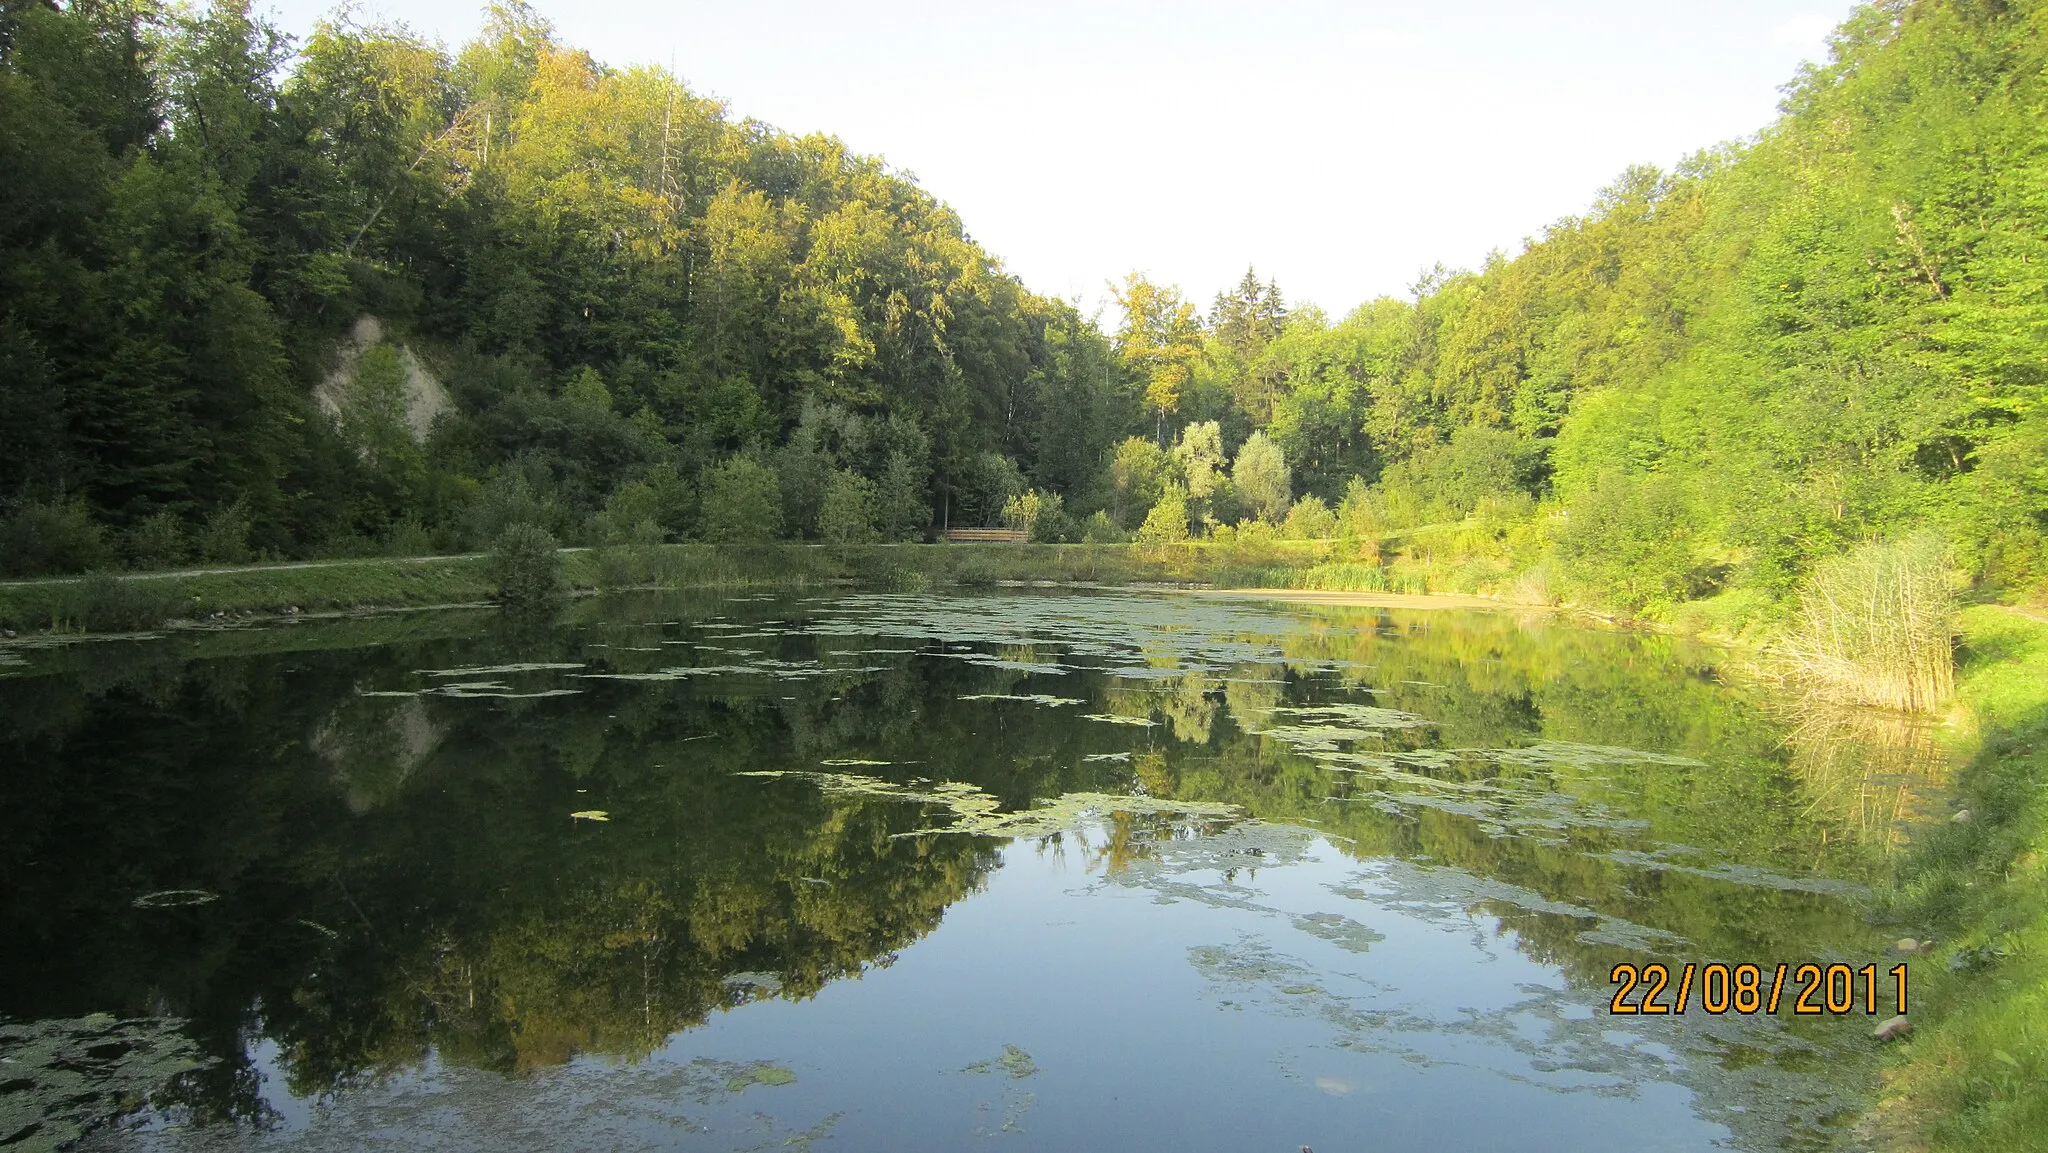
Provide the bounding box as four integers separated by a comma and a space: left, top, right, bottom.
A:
1608, 962, 1907, 1015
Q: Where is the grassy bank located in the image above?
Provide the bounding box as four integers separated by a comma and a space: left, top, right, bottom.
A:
1867, 605, 2048, 1151
0, 538, 1494, 634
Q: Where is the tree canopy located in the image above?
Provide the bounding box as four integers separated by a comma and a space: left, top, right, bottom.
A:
4, 0, 2045, 614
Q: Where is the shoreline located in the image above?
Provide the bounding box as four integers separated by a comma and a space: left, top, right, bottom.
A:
1191, 586, 1539, 612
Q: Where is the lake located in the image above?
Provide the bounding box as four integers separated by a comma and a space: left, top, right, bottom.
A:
0, 589, 1951, 1152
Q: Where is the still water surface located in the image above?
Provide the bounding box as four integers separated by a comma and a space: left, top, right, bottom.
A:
0, 591, 1950, 1151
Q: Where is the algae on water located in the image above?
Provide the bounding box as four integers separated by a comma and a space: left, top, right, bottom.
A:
0, 1014, 211, 1151
962, 1044, 1038, 1079
741, 768, 1240, 839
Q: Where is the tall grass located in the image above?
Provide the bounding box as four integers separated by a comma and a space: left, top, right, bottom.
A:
1776, 535, 1958, 712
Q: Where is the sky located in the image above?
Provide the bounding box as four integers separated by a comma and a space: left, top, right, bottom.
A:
260, 0, 1861, 321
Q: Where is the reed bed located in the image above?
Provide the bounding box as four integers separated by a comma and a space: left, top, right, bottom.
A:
1774, 535, 1958, 712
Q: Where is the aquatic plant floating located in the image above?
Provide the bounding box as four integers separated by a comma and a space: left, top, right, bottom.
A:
569, 810, 610, 821
132, 889, 218, 909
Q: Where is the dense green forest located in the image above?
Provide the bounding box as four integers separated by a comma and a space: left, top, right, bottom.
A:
3, 0, 2045, 621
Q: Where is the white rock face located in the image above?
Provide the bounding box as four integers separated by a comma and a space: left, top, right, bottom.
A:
314, 315, 453, 445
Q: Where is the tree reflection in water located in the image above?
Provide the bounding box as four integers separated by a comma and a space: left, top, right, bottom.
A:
0, 591, 1941, 1147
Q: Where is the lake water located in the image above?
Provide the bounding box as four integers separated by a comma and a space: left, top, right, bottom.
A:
0, 590, 1951, 1152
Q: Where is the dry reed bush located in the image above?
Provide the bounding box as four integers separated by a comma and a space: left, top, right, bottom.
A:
1775, 534, 1958, 712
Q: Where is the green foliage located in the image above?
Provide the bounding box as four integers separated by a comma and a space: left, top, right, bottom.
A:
561, 366, 612, 413
123, 511, 188, 571
1080, 510, 1127, 544
1231, 431, 1290, 522
55, 571, 180, 631
195, 500, 254, 564
998, 489, 1061, 543
468, 460, 571, 547
698, 456, 783, 544
1135, 484, 1191, 547
1554, 472, 1702, 612
1280, 496, 1337, 541
817, 470, 879, 544
0, 498, 114, 577
486, 522, 563, 605
1107, 437, 1171, 530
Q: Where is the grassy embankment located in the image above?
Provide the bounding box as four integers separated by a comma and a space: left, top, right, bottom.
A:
1865, 604, 2048, 1152
0, 536, 1435, 634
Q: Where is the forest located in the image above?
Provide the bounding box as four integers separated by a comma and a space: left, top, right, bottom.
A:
3, 0, 2046, 626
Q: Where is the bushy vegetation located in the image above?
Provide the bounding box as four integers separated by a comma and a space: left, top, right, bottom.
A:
8, 0, 2040, 661
485, 523, 563, 606
1775, 535, 1959, 711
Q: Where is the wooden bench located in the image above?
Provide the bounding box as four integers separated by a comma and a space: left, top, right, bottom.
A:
941, 528, 1028, 543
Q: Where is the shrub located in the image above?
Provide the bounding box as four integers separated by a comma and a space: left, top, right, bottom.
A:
698, 456, 784, 543
1135, 485, 1191, 548
1335, 476, 1379, 539
123, 511, 188, 570
468, 460, 570, 547
56, 571, 180, 632
1554, 471, 1699, 611
0, 498, 113, 576
487, 523, 563, 606
1281, 496, 1337, 540
1232, 432, 1291, 523
382, 517, 435, 557
195, 501, 253, 564
817, 469, 879, 543
1080, 510, 1127, 544
876, 450, 930, 541
1002, 489, 1071, 543
1775, 534, 1957, 712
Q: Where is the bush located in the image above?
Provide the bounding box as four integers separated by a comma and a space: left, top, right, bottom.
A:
1776, 534, 1957, 712
1281, 496, 1338, 540
122, 512, 189, 571
195, 501, 253, 564
1554, 472, 1699, 611
1135, 485, 1191, 548
1080, 510, 1127, 544
1231, 431, 1291, 522
0, 498, 113, 576
1002, 489, 1072, 543
817, 470, 879, 543
382, 517, 436, 557
468, 460, 570, 547
698, 456, 783, 544
56, 571, 181, 631
487, 523, 563, 606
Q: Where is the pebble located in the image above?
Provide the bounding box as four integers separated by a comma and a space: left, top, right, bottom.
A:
1874, 1015, 1913, 1042
1952, 809, 1973, 823
1895, 937, 1929, 954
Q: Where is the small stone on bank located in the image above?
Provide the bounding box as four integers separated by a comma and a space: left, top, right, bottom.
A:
1895, 937, 1928, 954
1952, 809, 1972, 823
1874, 1015, 1912, 1042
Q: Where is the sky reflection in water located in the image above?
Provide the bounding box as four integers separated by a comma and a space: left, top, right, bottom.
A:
0, 591, 1948, 1151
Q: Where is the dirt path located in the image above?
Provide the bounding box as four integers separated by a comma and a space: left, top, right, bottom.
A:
1192, 587, 1542, 611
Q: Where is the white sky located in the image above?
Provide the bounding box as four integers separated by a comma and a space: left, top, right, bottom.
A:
259, 0, 1859, 321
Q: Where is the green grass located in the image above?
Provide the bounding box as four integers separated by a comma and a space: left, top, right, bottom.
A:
1870, 605, 2048, 1151
0, 544, 1212, 634
0, 538, 1548, 636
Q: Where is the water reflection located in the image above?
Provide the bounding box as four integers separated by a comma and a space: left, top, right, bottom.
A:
0, 591, 1941, 1150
